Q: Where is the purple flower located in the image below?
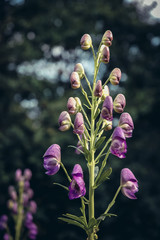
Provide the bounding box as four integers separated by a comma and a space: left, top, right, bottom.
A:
24, 169, 32, 181
100, 45, 110, 63
70, 72, 80, 89
94, 80, 102, 97
101, 96, 113, 121
58, 111, 71, 131
3, 233, 10, 240
119, 112, 134, 138
43, 144, 61, 175
102, 30, 113, 47
28, 223, 38, 240
69, 164, 86, 200
121, 168, 138, 199
113, 94, 126, 113
0, 215, 8, 230
109, 68, 121, 85
75, 140, 83, 155
29, 201, 37, 214
110, 127, 127, 158
8, 186, 17, 201
80, 34, 92, 50
25, 212, 33, 228
73, 112, 84, 135
15, 169, 22, 181
74, 63, 84, 79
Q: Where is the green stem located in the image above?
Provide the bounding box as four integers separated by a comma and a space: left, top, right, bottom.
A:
95, 150, 110, 185
60, 162, 71, 182
81, 105, 91, 127
104, 186, 122, 215
80, 84, 92, 107
95, 137, 112, 162
84, 73, 92, 93
15, 181, 24, 240
102, 77, 110, 87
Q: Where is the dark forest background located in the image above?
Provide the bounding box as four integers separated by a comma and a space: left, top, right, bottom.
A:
0, 0, 160, 239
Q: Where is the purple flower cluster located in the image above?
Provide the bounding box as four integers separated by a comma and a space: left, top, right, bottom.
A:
0, 169, 38, 240
25, 212, 38, 239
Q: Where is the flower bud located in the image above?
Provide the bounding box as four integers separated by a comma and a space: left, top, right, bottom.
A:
73, 112, 84, 135
102, 119, 112, 131
58, 111, 71, 131
8, 186, 17, 201
67, 97, 77, 115
109, 68, 121, 85
119, 112, 134, 138
15, 169, 22, 182
43, 144, 61, 175
74, 63, 84, 79
24, 169, 32, 180
110, 127, 127, 158
101, 96, 113, 121
94, 80, 102, 97
80, 34, 92, 50
3, 233, 10, 240
100, 45, 110, 63
29, 201, 37, 214
0, 215, 8, 230
102, 30, 113, 47
101, 85, 110, 100
121, 168, 138, 199
113, 94, 126, 113
70, 71, 80, 89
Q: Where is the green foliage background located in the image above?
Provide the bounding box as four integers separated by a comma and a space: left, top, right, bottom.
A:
0, 0, 160, 239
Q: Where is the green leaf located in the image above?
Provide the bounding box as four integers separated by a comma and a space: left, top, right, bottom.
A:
68, 145, 84, 154
97, 213, 117, 222
58, 217, 86, 230
95, 136, 106, 149
94, 108, 100, 119
63, 214, 87, 227
94, 167, 112, 188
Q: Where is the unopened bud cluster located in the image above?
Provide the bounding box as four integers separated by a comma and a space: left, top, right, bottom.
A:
0, 169, 38, 240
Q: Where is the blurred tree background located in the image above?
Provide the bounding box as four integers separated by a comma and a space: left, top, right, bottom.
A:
0, 0, 160, 239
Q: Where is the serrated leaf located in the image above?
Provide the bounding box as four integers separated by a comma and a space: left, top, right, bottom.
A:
58, 217, 86, 230
95, 136, 106, 149
94, 108, 100, 119
94, 167, 112, 188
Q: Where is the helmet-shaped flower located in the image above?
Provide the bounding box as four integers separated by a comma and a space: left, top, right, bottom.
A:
121, 168, 138, 199
74, 63, 84, 79
43, 144, 61, 175
113, 94, 126, 113
102, 30, 113, 47
100, 45, 110, 63
94, 80, 102, 97
73, 112, 84, 135
70, 72, 80, 89
109, 68, 121, 85
80, 34, 92, 50
101, 96, 113, 121
58, 111, 71, 131
69, 164, 86, 200
110, 127, 127, 158
119, 112, 134, 138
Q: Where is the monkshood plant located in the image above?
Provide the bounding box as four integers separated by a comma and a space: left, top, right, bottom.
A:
0, 169, 38, 240
43, 31, 138, 240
